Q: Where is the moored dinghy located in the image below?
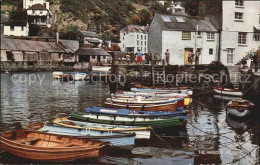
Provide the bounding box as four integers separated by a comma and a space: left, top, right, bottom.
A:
214, 87, 243, 96
71, 111, 187, 129
0, 129, 109, 162
29, 123, 135, 150
226, 99, 254, 118
53, 117, 151, 139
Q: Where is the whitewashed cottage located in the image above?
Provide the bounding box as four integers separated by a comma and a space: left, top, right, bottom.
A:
199, 0, 260, 66
148, 12, 219, 65
3, 20, 29, 37
119, 25, 149, 53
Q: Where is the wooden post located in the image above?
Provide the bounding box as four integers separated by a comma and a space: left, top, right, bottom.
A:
152, 53, 154, 87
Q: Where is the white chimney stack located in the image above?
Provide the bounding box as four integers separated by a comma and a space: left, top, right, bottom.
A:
56, 32, 59, 43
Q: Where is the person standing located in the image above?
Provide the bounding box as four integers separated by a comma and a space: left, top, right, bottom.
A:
195, 51, 200, 65
136, 49, 143, 64
165, 49, 170, 65
130, 51, 135, 64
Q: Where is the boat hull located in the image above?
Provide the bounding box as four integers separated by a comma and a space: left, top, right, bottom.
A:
104, 101, 177, 111
53, 118, 151, 139
227, 107, 250, 118
0, 130, 109, 162
213, 87, 242, 96
71, 111, 186, 129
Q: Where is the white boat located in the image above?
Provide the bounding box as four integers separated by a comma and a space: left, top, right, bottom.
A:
52, 71, 63, 79
71, 72, 87, 81
226, 99, 254, 118
213, 94, 240, 101
92, 66, 111, 72
214, 87, 242, 96
110, 96, 180, 104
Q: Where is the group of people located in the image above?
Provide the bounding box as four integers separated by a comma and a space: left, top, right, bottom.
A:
188, 51, 200, 65
125, 49, 171, 65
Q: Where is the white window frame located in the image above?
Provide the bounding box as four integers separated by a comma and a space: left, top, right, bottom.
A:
182, 31, 191, 40
207, 32, 215, 40
235, 12, 243, 21
227, 49, 234, 64
235, 0, 244, 7
238, 32, 247, 45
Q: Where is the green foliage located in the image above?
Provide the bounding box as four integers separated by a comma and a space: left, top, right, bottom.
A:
182, 1, 199, 16
9, 9, 27, 20
59, 24, 80, 40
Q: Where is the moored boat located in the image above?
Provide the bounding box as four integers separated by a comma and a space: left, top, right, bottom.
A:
214, 87, 242, 96
53, 117, 151, 139
85, 107, 188, 117
130, 87, 193, 95
53, 71, 63, 79
71, 72, 87, 81
71, 111, 187, 129
92, 66, 111, 72
0, 129, 109, 162
105, 99, 177, 111
226, 99, 254, 118
29, 123, 135, 150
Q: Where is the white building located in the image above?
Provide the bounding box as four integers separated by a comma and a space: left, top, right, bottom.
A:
119, 25, 149, 53
148, 13, 219, 65
199, 0, 260, 66
3, 20, 29, 37
23, 0, 51, 27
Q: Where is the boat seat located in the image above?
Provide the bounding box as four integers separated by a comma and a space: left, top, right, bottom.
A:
13, 137, 41, 145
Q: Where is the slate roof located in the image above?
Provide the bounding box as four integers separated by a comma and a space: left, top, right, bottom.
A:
121, 25, 149, 33
155, 13, 218, 32
1, 38, 65, 53
87, 38, 101, 43
5, 20, 27, 26
27, 4, 47, 10
80, 31, 99, 38
59, 39, 79, 53
77, 47, 110, 56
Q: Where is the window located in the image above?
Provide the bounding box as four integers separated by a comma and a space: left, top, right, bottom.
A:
238, 32, 247, 44
209, 49, 213, 55
32, 10, 36, 14
145, 36, 146, 40
145, 47, 146, 52
235, 0, 243, 7
40, 10, 43, 14
10, 26, 14, 31
21, 26, 24, 31
141, 35, 143, 40
162, 16, 171, 22
123, 44, 124, 48
145, 41, 146, 46
123, 37, 124, 40
227, 49, 234, 64
141, 47, 143, 51
137, 34, 139, 39
182, 32, 191, 40
197, 31, 202, 37
176, 16, 185, 22
137, 40, 139, 45
141, 41, 143, 46
124, 33, 125, 36
207, 32, 215, 40
92, 55, 95, 59
41, 18, 46, 23
254, 33, 260, 41
235, 12, 243, 20
103, 56, 106, 59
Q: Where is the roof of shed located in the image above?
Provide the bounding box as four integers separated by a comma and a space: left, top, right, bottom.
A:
79, 31, 99, 38
1, 38, 65, 53
59, 39, 79, 52
154, 13, 218, 32
77, 48, 110, 56
5, 20, 27, 26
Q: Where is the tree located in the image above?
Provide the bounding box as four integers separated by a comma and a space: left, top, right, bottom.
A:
29, 24, 40, 36
182, 1, 199, 16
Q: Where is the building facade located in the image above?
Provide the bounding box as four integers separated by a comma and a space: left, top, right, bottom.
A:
3, 20, 29, 37
199, 0, 260, 66
119, 25, 148, 53
148, 13, 219, 65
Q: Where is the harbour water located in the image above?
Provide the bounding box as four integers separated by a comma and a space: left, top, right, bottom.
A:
0, 72, 259, 164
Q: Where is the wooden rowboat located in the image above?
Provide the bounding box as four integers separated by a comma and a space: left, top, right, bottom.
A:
104, 99, 177, 111
110, 96, 180, 104
213, 87, 242, 96
226, 99, 254, 118
53, 117, 151, 139
71, 111, 187, 129
0, 129, 109, 162
29, 123, 135, 150
85, 107, 188, 117
131, 88, 193, 95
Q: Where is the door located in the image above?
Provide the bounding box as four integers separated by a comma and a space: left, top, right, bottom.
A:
97, 56, 101, 62
184, 49, 193, 65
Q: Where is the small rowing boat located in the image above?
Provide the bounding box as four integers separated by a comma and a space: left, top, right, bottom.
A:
85, 107, 188, 117
213, 87, 242, 96
71, 111, 187, 129
71, 72, 87, 81
130, 87, 193, 95
53, 118, 151, 139
29, 123, 135, 150
105, 99, 177, 111
226, 99, 254, 118
53, 71, 63, 79
92, 66, 111, 72
0, 129, 109, 162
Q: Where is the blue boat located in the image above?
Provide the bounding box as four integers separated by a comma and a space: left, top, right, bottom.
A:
29, 123, 135, 150
85, 107, 188, 118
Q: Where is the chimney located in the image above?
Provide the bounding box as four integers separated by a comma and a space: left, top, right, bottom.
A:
56, 32, 59, 43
